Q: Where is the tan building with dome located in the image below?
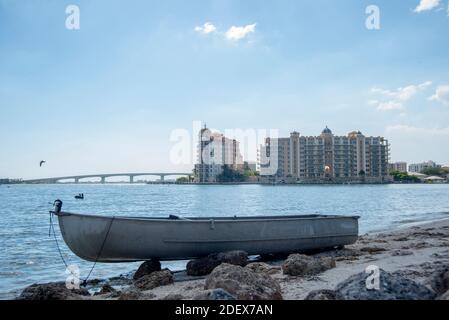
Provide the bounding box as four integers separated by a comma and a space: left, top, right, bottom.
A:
259, 127, 391, 183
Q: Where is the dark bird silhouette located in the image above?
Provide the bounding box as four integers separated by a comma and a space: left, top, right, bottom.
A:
39, 160, 46, 167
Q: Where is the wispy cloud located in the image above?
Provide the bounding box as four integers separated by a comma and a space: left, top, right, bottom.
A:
372, 81, 431, 100
370, 81, 432, 111
414, 0, 441, 13
429, 85, 449, 105
377, 101, 404, 111
225, 24, 256, 41
194, 22, 217, 35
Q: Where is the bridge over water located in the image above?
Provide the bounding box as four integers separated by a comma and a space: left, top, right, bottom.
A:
23, 172, 193, 184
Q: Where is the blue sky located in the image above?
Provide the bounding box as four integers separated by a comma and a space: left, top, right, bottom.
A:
1, 0, 449, 179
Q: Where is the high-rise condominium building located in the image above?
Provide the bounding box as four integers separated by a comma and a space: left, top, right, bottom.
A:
388, 162, 408, 173
260, 127, 390, 182
194, 126, 244, 183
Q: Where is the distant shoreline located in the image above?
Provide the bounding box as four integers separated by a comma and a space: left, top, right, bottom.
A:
3, 181, 447, 186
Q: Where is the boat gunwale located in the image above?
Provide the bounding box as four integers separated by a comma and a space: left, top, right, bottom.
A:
55, 211, 360, 222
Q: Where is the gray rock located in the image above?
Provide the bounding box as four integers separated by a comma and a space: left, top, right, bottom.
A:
437, 291, 449, 300
162, 293, 185, 301
86, 279, 102, 285
162, 293, 185, 300
431, 266, 449, 296
282, 254, 336, 276
133, 259, 161, 280
205, 263, 282, 300
134, 269, 174, 290
194, 289, 237, 300
118, 288, 155, 300
305, 289, 344, 300
217, 251, 248, 266
17, 282, 90, 300
336, 269, 436, 300
118, 289, 141, 300
360, 246, 387, 254
187, 251, 248, 276
94, 283, 116, 296
245, 262, 281, 275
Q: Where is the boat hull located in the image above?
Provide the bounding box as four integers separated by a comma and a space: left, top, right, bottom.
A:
56, 213, 359, 262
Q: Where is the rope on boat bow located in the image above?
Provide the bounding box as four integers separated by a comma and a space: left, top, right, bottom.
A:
48, 200, 116, 287
49, 208, 69, 269
82, 216, 116, 287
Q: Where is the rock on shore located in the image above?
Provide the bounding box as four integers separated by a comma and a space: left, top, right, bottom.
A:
304, 289, 344, 300
204, 263, 282, 300
335, 269, 436, 300
431, 266, 449, 296
194, 288, 237, 300
17, 282, 90, 300
133, 258, 161, 280
245, 262, 281, 275
282, 254, 336, 276
186, 251, 248, 276
134, 269, 174, 290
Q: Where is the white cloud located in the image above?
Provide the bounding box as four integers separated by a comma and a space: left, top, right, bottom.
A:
429, 85, 449, 105
371, 82, 431, 101
370, 81, 432, 111
386, 124, 449, 135
194, 22, 217, 35
414, 0, 441, 12
397, 81, 432, 100
225, 24, 256, 41
377, 101, 404, 111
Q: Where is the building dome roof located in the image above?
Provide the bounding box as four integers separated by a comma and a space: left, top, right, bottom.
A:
322, 126, 332, 134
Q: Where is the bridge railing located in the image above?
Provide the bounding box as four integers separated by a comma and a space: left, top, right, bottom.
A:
23, 173, 193, 184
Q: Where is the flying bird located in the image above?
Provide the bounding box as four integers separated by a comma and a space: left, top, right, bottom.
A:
39, 160, 46, 167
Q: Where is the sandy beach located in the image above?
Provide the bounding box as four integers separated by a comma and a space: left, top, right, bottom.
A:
83, 218, 449, 300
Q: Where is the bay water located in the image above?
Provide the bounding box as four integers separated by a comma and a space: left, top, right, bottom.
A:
1, 183, 449, 298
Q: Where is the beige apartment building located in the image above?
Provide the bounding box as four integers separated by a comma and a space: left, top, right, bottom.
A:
388, 162, 408, 173
260, 127, 391, 183
408, 160, 441, 173
194, 126, 244, 183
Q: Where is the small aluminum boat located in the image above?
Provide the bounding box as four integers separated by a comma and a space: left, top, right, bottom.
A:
51, 201, 359, 262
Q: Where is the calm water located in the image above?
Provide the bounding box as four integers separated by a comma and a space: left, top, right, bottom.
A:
1, 183, 449, 299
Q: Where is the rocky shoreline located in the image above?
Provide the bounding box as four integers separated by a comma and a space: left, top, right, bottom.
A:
17, 218, 449, 300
